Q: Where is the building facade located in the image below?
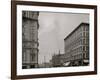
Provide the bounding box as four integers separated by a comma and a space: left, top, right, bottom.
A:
64, 23, 89, 66
22, 11, 39, 69
51, 51, 64, 67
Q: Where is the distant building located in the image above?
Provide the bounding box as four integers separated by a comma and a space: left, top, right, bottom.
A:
51, 51, 64, 67
64, 23, 89, 66
22, 11, 39, 69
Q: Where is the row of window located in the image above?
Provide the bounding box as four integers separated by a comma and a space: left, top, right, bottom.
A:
65, 46, 89, 58
65, 53, 82, 61
82, 25, 89, 31
65, 52, 89, 62
22, 11, 38, 20
22, 42, 37, 48
65, 38, 89, 52
22, 50, 37, 62
65, 31, 89, 48
65, 25, 89, 43
22, 26, 38, 41
22, 33, 38, 41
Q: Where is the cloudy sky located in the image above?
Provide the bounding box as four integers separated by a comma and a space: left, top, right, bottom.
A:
38, 12, 89, 64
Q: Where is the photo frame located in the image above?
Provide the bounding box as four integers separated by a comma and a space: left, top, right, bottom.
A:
11, 1, 97, 80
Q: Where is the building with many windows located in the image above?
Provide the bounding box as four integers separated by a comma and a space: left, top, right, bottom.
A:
22, 11, 39, 69
64, 23, 89, 66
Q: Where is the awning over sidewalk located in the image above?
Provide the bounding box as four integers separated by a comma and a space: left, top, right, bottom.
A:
83, 60, 89, 63
63, 62, 70, 66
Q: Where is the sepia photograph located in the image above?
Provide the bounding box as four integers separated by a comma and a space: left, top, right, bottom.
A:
11, 1, 97, 79
22, 11, 89, 69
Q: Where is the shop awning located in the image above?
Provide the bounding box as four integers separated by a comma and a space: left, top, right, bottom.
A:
63, 62, 70, 66
83, 60, 89, 63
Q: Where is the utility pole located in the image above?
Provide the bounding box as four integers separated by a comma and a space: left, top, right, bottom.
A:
44, 56, 46, 67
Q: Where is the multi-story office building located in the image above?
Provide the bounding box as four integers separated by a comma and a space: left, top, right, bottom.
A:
22, 11, 39, 69
64, 23, 89, 66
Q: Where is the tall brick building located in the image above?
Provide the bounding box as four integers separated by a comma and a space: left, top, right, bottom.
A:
22, 11, 39, 69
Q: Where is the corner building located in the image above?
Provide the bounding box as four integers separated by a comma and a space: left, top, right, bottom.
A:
22, 11, 39, 69
64, 23, 89, 66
